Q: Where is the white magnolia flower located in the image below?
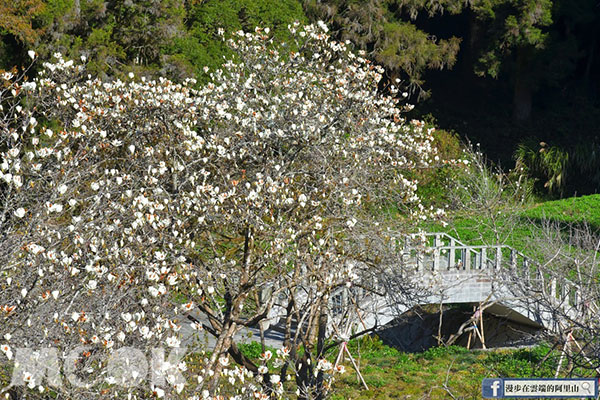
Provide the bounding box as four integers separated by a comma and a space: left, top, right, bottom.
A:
148, 286, 159, 297
22, 81, 36, 91
298, 193, 307, 207
165, 336, 180, 348
1, 344, 13, 360
12, 175, 22, 188
48, 203, 63, 213
14, 208, 25, 218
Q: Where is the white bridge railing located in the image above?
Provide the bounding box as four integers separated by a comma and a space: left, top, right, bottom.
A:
400, 232, 583, 319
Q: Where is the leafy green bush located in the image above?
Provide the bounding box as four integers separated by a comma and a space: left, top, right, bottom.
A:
486, 344, 559, 378
414, 128, 466, 207
514, 140, 569, 196
238, 342, 277, 361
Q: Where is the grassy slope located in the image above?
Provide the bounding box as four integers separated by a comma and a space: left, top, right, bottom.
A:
226, 338, 569, 400
328, 338, 568, 399
426, 194, 600, 250
522, 194, 600, 230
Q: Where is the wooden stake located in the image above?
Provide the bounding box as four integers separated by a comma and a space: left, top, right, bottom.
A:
333, 341, 369, 390
479, 304, 486, 349
344, 342, 369, 390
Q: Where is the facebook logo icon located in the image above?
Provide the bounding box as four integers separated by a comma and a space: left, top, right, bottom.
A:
482, 378, 504, 398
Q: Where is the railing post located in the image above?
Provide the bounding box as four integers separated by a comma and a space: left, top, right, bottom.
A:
433, 235, 440, 271
449, 239, 455, 269
495, 247, 502, 269
416, 250, 423, 272
510, 249, 517, 270
522, 258, 530, 284
464, 249, 471, 270
480, 248, 487, 269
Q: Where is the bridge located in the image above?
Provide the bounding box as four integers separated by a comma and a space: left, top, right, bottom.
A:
265, 232, 588, 341
346, 232, 588, 334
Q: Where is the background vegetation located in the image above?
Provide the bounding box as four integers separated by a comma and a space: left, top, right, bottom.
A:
3, 0, 598, 197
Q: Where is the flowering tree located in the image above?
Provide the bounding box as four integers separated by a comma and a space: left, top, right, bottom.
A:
0, 22, 440, 399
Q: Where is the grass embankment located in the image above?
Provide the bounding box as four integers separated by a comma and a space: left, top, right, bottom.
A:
522, 194, 600, 230
228, 337, 568, 399
329, 338, 560, 399
425, 194, 600, 250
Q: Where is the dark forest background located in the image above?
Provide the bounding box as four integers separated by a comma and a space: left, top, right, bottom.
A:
2, 0, 599, 197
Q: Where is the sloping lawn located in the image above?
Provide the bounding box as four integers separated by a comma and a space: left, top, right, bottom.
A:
328, 338, 570, 399
522, 194, 600, 230
423, 194, 600, 250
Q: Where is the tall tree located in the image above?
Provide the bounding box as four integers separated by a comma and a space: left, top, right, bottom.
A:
0, 23, 441, 399
303, 0, 463, 97
472, 0, 553, 121
303, 0, 557, 120
0, 0, 46, 67
177, 0, 307, 80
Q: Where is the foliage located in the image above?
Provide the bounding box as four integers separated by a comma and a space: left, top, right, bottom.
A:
0, 0, 46, 45
413, 128, 467, 208
303, 0, 463, 97
420, 345, 467, 360
472, 0, 553, 78
513, 136, 600, 197
237, 342, 277, 361
329, 337, 577, 400
179, 0, 307, 82
514, 139, 569, 196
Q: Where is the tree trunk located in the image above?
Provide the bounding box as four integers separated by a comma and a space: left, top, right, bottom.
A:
461, 10, 479, 80
206, 321, 238, 392
315, 298, 329, 400
512, 47, 533, 122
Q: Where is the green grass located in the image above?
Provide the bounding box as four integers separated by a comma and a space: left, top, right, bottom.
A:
327, 337, 588, 399
423, 194, 600, 252
522, 194, 600, 230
